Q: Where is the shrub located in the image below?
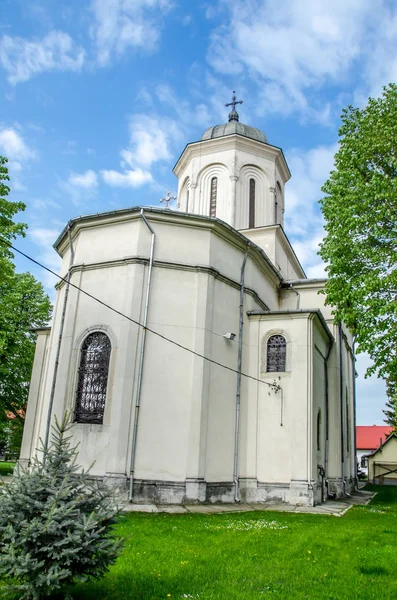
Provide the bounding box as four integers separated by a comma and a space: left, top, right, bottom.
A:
0, 413, 123, 599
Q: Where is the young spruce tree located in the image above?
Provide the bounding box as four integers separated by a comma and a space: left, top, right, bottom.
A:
0, 414, 122, 599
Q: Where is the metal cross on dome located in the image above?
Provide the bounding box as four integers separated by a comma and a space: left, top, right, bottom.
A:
160, 190, 177, 209
225, 91, 243, 122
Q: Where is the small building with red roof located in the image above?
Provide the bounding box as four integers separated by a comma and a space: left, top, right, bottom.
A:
356, 425, 393, 473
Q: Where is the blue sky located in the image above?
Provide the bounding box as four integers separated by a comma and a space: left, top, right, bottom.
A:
1, 0, 395, 424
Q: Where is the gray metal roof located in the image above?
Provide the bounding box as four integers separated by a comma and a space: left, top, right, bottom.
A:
201, 121, 267, 143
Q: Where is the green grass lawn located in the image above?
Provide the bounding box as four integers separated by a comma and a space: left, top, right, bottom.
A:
70, 485, 397, 600
0, 461, 15, 476
3, 485, 397, 599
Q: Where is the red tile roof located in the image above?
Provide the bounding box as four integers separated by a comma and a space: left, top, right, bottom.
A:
356, 425, 393, 450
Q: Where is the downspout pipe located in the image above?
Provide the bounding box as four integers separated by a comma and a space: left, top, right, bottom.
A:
339, 324, 345, 496
352, 337, 358, 488
233, 246, 249, 502
324, 341, 332, 498
288, 283, 300, 310
44, 225, 75, 453
129, 209, 155, 502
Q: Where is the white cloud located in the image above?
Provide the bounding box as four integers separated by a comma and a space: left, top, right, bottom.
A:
101, 168, 153, 187
0, 31, 85, 84
90, 0, 172, 67
69, 170, 98, 189
207, 0, 395, 118
0, 127, 35, 161
122, 114, 183, 168
284, 143, 337, 276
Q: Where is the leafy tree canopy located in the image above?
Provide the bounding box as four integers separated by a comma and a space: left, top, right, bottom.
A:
0, 156, 52, 430
0, 156, 26, 280
0, 271, 52, 424
320, 83, 397, 387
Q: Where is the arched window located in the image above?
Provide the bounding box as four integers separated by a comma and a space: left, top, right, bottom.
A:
317, 410, 322, 451
266, 335, 286, 372
210, 177, 217, 217
75, 332, 111, 424
249, 178, 255, 228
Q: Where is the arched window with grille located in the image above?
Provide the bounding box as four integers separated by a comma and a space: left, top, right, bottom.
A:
210, 177, 217, 217
75, 332, 111, 424
249, 178, 255, 228
266, 335, 286, 372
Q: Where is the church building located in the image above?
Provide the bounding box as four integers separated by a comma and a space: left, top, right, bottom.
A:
20, 96, 356, 506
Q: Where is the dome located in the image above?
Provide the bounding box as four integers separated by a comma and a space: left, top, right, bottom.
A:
200, 121, 267, 144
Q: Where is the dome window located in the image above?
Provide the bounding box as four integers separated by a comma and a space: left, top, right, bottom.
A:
210, 177, 217, 217
249, 178, 256, 228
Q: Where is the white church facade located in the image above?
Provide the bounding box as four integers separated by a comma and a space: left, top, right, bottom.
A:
20, 98, 356, 506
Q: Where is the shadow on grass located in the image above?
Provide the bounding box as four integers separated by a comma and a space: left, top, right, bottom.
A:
359, 565, 389, 576
69, 572, 199, 600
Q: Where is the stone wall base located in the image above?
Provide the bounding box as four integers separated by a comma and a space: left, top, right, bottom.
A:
89, 473, 355, 506
327, 477, 355, 499
128, 478, 321, 506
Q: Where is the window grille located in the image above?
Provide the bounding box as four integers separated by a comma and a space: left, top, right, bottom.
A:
210, 177, 217, 217
266, 335, 286, 372
75, 332, 111, 424
249, 178, 255, 228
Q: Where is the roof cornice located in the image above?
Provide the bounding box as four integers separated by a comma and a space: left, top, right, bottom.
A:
53, 207, 284, 286
173, 134, 291, 182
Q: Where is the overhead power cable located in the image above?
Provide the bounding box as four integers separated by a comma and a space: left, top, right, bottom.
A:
0, 237, 281, 391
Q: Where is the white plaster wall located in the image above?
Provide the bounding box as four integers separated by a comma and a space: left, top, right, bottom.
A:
25, 211, 281, 489
242, 226, 304, 281
245, 314, 312, 486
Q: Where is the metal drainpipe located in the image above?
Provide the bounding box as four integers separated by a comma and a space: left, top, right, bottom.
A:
129, 209, 155, 502
352, 337, 358, 488
339, 324, 345, 496
43, 225, 75, 453
324, 341, 332, 498
289, 284, 300, 310
233, 246, 249, 503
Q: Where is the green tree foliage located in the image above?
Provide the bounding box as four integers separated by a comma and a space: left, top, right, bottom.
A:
0, 271, 52, 425
0, 414, 123, 600
0, 156, 26, 280
0, 155, 52, 445
319, 84, 397, 390
383, 380, 397, 430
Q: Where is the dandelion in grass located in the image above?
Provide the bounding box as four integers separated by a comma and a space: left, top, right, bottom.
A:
205, 518, 288, 531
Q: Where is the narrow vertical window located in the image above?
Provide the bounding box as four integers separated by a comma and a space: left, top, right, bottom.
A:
276, 181, 283, 223
266, 335, 286, 372
249, 178, 255, 228
75, 332, 111, 424
210, 177, 217, 217
186, 190, 189, 212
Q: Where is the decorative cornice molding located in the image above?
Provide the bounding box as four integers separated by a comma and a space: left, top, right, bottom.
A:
56, 256, 270, 312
